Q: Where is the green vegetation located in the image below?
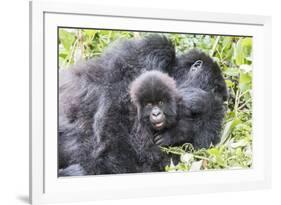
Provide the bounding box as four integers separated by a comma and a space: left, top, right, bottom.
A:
59, 28, 252, 172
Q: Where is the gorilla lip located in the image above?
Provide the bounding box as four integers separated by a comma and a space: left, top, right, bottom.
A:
153, 121, 165, 130
155, 122, 164, 127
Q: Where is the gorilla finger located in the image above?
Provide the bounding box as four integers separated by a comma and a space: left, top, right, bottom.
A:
154, 135, 162, 142
155, 138, 164, 145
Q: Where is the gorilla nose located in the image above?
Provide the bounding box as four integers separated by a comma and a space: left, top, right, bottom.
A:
152, 108, 161, 116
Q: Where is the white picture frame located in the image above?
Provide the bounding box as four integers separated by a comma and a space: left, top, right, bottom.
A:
29, 0, 272, 204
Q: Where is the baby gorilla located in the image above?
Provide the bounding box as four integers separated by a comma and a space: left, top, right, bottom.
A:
130, 70, 225, 150
129, 71, 179, 171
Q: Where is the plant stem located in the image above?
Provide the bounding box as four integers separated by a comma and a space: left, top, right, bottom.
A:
67, 38, 78, 67
239, 90, 250, 99
193, 155, 210, 161
238, 99, 251, 110
234, 89, 241, 117
210, 36, 220, 57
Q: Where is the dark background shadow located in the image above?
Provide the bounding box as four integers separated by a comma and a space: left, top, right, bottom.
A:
16, 195, 29, 204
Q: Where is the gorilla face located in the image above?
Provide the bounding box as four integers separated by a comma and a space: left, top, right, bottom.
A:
130, 71, 179, 132
142, 100, 173, 131
149, 103, 165, 130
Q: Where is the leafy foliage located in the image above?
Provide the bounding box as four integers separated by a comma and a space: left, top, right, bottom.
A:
59, 28, 252, 172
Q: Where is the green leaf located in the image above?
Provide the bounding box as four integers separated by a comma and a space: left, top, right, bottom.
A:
239, 72, 252, 92
230, 139, 248, 148
83, 29, 96, 37
224, 67, 240, 76
225, 80, 234, 88
208, 148, 220, 157
220, 118, 241, 145
59, 29, 75, 51
234, 37, 252, 65
239, 64, 252, 73
180, 153, 193, 164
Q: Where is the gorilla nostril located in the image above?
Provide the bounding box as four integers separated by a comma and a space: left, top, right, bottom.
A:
153, 112, 158, 116
152, 110, 160, 116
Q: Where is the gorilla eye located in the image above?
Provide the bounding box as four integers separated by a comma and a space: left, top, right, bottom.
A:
158, 101, 163, 105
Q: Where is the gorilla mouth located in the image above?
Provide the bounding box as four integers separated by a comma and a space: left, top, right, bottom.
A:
154, 122, 164, 128
152, 121, 165, 130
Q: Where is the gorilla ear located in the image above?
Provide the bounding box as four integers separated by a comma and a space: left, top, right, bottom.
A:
191, 60, 203, 70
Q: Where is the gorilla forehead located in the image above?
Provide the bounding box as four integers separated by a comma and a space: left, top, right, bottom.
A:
175, 49, 222, 82
130, 70, 177, 104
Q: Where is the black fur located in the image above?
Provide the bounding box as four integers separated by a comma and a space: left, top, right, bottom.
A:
58, 35, 227, 176
156, 87, 225, 149
58, 35, 175, 175
58, 164, 86, 176
129, 70, 226, 154
129, 71, 179, 171
174, 49, 228, 101
161, 49, 228, 148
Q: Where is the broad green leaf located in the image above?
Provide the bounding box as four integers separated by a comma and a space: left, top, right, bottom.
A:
225, 80, 234, 88
239, 72, 252, 92
83, 29, 96, 37
234, 37, 252, 66
208, 147, 220, 157
220, 118, 241, 145
59, 29, 75, 51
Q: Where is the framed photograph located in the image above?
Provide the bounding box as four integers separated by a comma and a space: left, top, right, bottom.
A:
30, 0, 272, 204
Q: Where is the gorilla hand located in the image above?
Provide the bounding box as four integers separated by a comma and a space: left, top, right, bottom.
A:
154, 132, 172, 146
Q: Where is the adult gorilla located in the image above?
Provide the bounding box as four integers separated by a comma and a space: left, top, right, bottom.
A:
58, 35, 175, 175
58, 35, 227, 176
